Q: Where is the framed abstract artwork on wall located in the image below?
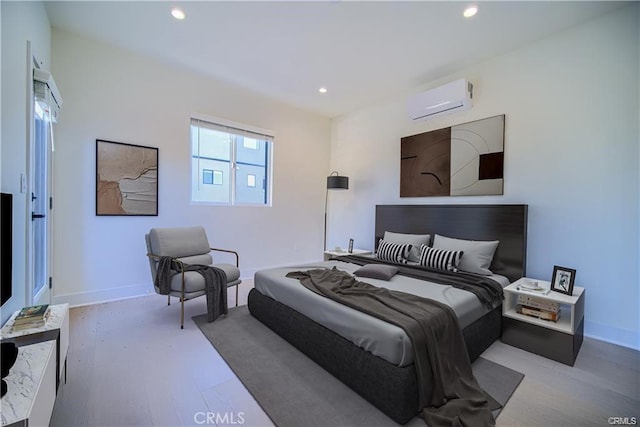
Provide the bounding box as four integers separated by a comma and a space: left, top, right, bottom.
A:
96, 139, 158, 216
400, 114, 505, 197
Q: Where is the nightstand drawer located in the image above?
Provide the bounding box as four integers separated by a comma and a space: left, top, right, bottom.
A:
502, 316, 584, 366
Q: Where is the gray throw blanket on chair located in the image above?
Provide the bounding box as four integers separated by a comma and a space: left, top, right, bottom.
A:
155, 257, 228, 322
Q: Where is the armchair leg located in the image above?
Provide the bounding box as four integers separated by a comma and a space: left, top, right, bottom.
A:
168, 295, 170, 306
235, 285, 239, 307
180, 269, 185, 329
180, 297, 184, 329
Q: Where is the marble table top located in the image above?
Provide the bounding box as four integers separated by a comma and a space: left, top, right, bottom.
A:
1, 303, 69, 339
1, 340, 56, 426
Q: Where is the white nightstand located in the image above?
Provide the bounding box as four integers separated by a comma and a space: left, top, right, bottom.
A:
502, 278, 585, 366
324, 249, 371, 261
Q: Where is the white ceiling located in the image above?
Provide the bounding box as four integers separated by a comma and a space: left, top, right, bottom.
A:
44, 1, 625, 118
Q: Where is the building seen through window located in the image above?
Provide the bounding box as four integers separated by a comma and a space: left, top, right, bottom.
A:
191, 117, 272, 205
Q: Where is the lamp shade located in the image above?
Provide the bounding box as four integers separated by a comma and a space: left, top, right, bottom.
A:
327, 175, 349, 190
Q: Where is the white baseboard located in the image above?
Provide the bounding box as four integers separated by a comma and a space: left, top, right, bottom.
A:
584, 320, 639, 351
52, 282, 151, 308
49, 259, 321, 309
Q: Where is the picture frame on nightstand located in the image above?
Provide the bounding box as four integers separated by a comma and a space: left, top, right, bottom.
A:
551, 265, 576, 296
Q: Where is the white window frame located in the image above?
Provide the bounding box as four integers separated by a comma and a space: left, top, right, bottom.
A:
190, 113, 273, 207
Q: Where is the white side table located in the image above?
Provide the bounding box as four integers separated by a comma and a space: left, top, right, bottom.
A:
324, 249, 372, 261
1, 303, 69, 390
502, 278, 585, 365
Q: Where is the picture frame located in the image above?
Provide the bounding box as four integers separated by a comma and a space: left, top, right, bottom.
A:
400, 114, 505, 197
551, 265, 576, 296
96, 139, 158, 216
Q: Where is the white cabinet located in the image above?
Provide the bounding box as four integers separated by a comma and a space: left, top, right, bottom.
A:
502, 278, 585, 365
1, 341, 57, 427
1, 304, 70, 426
1, 304, 69, 387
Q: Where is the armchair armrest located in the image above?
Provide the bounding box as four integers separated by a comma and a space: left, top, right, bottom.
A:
146, 253, 186, 271
210, 248, 239, 268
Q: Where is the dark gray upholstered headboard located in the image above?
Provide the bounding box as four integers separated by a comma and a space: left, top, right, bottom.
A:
375, 204, 528, 283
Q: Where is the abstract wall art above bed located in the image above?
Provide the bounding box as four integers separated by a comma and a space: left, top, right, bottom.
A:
400, 114, 505, 197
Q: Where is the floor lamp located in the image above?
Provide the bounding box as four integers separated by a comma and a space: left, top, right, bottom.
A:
324, 171, 349, 251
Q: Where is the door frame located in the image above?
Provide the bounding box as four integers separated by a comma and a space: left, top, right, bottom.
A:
25, 40, 36, 306
26, 42, 54, 306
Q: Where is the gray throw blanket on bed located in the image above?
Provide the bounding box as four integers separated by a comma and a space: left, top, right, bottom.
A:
286, 267, 500, 427
155, 257, 228, 322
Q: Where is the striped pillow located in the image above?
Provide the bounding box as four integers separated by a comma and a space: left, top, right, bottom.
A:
376, 240, 412, 264
419, 245, 464, 272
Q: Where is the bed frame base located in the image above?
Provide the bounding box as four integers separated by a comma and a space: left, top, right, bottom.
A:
248, 288, 501, 425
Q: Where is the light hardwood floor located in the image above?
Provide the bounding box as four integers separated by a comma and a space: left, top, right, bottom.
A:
50, 281, 639, 427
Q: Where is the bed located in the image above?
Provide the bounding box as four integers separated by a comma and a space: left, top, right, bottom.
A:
248, 204, 528, 424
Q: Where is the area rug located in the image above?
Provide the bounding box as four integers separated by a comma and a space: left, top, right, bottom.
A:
194, 306, 524, 427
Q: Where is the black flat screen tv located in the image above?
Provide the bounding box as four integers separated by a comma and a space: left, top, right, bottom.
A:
1, 193, 12, 306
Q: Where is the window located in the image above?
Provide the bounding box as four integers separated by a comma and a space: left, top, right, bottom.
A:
212, 170, 223, 185
203, 169, 223, 185
244, 139, 258, 150
191, 117, 272, 205
203, 169, 214, 185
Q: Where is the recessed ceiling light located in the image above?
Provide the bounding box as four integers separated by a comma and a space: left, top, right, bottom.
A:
463, 5, 478, 18
171, 7, 186, 20
319, 87, 328, 94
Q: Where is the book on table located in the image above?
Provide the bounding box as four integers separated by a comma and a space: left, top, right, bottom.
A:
517, 295, 560, 312
516, 304, 561, 322
12, 304, 51, 330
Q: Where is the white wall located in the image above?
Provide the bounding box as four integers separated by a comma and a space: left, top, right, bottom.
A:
328, 5, 640, 349
1, 2, 51, 324
50, 29, 330, 305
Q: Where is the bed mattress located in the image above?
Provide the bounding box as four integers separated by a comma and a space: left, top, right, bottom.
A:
254, 259, 508, 367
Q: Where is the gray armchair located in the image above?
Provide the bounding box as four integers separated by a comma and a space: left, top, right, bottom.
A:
145, 226, 241, 328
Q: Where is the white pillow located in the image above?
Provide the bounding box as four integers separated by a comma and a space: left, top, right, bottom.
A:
432, 234, 499, 275
383, 231, 431, 263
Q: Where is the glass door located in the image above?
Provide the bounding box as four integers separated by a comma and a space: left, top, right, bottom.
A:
32, 100, 51, 305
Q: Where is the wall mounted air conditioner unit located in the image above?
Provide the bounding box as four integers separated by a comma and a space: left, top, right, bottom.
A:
407, 78, 473, 121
